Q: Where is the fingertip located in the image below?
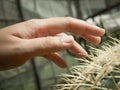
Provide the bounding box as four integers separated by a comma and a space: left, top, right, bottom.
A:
44, 53, 68, 68
91, 37, 101, 45
54, 60, 68, 68
77, 51, 88, 59
94, 26, 105, 36
70, 41, 88, 59
97, 27, 105, 36
101, 29, 105, 36
55, 59, 68, 68
81, 33, 101, 44
60, 62, 68, 68
85, 24, 105, 36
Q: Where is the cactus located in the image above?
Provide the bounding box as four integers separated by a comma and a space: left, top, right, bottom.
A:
55, 38, 120, 90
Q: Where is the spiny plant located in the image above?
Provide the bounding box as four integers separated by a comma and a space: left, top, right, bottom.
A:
55, 38, 120, 90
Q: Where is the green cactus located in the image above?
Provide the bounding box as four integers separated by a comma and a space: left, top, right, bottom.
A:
55, 38, 120, 90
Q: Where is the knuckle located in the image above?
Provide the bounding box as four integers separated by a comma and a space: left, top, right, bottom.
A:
27, 19, 41, 29
45, 37, 54, 45
65, 17, 75, 29
45, 37, 59, 47
66, 17, 75, 23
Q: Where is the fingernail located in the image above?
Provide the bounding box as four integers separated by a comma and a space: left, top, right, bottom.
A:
61, 36, 74, 44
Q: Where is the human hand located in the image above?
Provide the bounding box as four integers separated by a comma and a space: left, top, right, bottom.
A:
0, 17, 105, 70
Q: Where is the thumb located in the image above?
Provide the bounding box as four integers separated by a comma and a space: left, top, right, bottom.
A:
25, 35, 74, 56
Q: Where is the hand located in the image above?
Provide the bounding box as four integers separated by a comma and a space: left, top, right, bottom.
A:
0, 17, 105, 70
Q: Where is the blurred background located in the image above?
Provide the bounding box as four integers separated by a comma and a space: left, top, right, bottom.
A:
0, 0, 120, 90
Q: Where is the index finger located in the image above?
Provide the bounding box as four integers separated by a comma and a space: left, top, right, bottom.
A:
36, 17, 105, 36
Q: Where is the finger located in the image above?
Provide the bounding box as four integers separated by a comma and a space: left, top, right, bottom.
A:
31, 17, 105, 36
81, 33, 101, 44
65, 18, 105, 36
25, 35, 74, 56
54, 33, 88, 58
70, 41, 88, 58
43, 53, 67, 68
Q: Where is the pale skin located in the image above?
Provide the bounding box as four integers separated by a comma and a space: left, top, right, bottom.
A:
0, 17, 105, 70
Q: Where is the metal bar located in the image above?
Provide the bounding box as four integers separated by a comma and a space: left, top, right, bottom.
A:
74, 0, 82, 19
84, 2, 120, 20
1, 0, 8, 25
31, 59, 42, 90
67, 0, 73, 17
16, 0, 24, 21
16, 69, 24, 90
50, 62, 57, 84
